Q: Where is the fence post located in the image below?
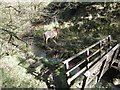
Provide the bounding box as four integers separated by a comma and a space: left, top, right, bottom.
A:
64, 61, 70, 77
86, 48, 90, 69
66, 61, 69, 70
99, 40, 102, 57
107, 35, 112, 51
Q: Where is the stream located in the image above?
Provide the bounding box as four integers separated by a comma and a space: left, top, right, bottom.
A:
23, 36, 60, 63
23, 36, 62, 88
23, 36, 120, 89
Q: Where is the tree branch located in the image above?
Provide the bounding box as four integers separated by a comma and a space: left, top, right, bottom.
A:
0, 27, 28, 47
6, 6, 21, 13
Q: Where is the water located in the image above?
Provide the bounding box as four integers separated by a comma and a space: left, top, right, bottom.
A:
23, 37, 60, 63
30, 43, 46, 58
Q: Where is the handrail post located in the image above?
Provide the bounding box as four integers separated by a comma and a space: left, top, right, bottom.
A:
108, 35, 112, 51
86, 48, 90, 69
65, 61, 70, 76
99, 40, 102, 57
66, 61, 69, 70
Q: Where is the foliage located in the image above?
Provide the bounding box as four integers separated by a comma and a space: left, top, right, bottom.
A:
0, 55, 47, 88
0, 1, 120, 89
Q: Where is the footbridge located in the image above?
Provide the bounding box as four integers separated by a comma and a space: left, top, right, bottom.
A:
63, 35, 120, 89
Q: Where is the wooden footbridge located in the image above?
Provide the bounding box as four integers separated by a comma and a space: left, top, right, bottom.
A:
63, 35, 120, 89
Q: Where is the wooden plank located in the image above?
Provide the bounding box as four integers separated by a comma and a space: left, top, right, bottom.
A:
63, 49, 86, 64
63, 35, 114, 86
84, 44, 120, 86
88, 42, 99, 50
88, 43, 119, 76
66, 62, 69, 70
66, 46, 105, 77
85, 72, 99, 88
64, 42, 108, 72
67, 67, 87, 85
66, 59, 86, 76
89, 52, 105, 67
66, 47, 105, 77
87, 48, 100, 59
84, 56, 106, 77
84, 56, 107, 87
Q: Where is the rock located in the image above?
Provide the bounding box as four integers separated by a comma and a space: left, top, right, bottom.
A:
113, 78, 120, 85
27, 59, 35, 64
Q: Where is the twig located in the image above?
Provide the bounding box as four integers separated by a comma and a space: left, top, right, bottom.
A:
0, 27, 28, 47
6, 6, 21, 13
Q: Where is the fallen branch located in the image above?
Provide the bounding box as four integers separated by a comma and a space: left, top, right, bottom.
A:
6, 6, 21, 13
0, 27, 28, 47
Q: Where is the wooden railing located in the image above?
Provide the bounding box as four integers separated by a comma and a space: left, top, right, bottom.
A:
63, 35, 112, 85
83, 43, 120, 88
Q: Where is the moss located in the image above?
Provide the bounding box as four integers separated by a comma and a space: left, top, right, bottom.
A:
41, 57, 61, 65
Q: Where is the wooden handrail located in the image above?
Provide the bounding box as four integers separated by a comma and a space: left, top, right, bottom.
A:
66, 42, 109, 77
65, 38, 111, 71
63, 35, 111, 65
63, 35, 112, 85
84, 43, 120, 86
67, 43, 120, 85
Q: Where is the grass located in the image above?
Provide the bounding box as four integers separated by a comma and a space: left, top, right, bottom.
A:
0, 55, 47, 88
0, 68, 2, 88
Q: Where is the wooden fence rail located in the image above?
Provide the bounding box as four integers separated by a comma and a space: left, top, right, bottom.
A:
63, 35, 120, 89
63, 35, 112, 85
83, 43, 120, 88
